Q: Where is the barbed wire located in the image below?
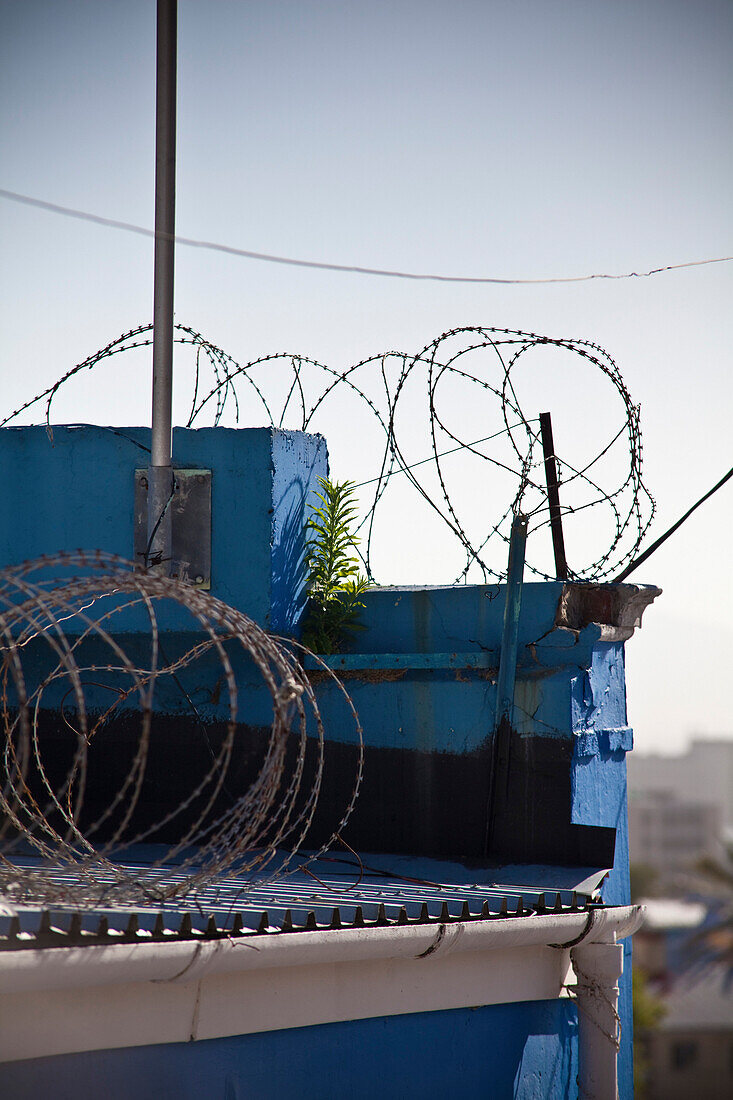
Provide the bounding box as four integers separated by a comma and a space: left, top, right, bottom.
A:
1, 323, 655, 583
0, 551, 363, 908
0, 326, 656, 903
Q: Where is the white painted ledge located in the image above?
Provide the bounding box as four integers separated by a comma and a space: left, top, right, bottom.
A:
0, 904, 644, 1064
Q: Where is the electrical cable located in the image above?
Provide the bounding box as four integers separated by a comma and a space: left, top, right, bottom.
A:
614, 465, 733, 582
1, 186, 731, 286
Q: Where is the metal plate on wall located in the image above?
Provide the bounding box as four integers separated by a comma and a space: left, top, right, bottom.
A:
134, 469, 212, 588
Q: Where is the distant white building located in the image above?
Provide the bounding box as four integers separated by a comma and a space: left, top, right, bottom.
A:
628, 790, 722, 870
628, 738, 733, 830
644, 966, 733, 1100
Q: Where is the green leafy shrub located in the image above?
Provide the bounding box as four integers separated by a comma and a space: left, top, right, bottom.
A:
301, 478, 369, 654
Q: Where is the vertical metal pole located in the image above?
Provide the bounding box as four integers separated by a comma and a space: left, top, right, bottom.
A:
485, 514, 527, 855
539, 412, 568, 581
494, 514, 528, 728
147, 0, 177, 568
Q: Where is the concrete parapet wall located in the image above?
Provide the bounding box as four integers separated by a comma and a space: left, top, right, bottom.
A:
0, 424, 327, 632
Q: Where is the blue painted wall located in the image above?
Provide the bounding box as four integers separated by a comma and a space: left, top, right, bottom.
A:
570, 639, 634, 1092
307, 584, 615, 754
306, 590, 639, 1094
0, 423, 645, 1095
0, 425, 327, 633
0, 1000, 579, 1100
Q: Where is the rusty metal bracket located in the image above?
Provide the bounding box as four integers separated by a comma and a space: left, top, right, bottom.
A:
134, 468, 211, 587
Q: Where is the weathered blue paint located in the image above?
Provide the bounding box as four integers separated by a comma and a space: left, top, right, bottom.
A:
302, 591, 639, 1094
319, 669, 494, 754
0, 425, 327, 633
355, 582, 558, 656
0, 1000, 580, 1100
569, 638, 634, 1092
571, 641, 629, 734
304, 619, 602, 756
352, 581, 613, 672
0, 422, 649, 1096
570, 643, 632, 831
309, 650, 496, 671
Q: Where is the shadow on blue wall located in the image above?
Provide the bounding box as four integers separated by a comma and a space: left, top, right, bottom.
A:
0, 1001, 579, 1100
269, 476, 313, 635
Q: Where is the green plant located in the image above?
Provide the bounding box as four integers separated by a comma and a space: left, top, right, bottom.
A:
301, 477, 369, 654
633, 966, 667, 1100
629, 863, 660, 902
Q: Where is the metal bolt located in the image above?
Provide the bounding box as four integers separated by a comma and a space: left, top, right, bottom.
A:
195, 575, 204, 584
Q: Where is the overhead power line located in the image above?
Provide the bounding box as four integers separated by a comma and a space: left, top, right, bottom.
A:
614, 464, 733, 582
1, 186, 731, 286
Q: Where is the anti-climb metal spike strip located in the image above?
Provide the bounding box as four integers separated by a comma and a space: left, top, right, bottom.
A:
0, 887, 596, 949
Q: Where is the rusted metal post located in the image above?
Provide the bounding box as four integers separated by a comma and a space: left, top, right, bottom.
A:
147, 0, 177, 569
539, 412, 568, 581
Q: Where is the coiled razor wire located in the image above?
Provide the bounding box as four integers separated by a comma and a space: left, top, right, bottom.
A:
0, 552, 362, 907
0, 324, 653, 902
1, 323, 655, 583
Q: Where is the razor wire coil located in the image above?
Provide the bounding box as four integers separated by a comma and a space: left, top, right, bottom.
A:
0, 551, 362, 908
1, 323, 655, 584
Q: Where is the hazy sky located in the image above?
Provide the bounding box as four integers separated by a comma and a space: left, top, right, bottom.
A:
1, 0, 731, 753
